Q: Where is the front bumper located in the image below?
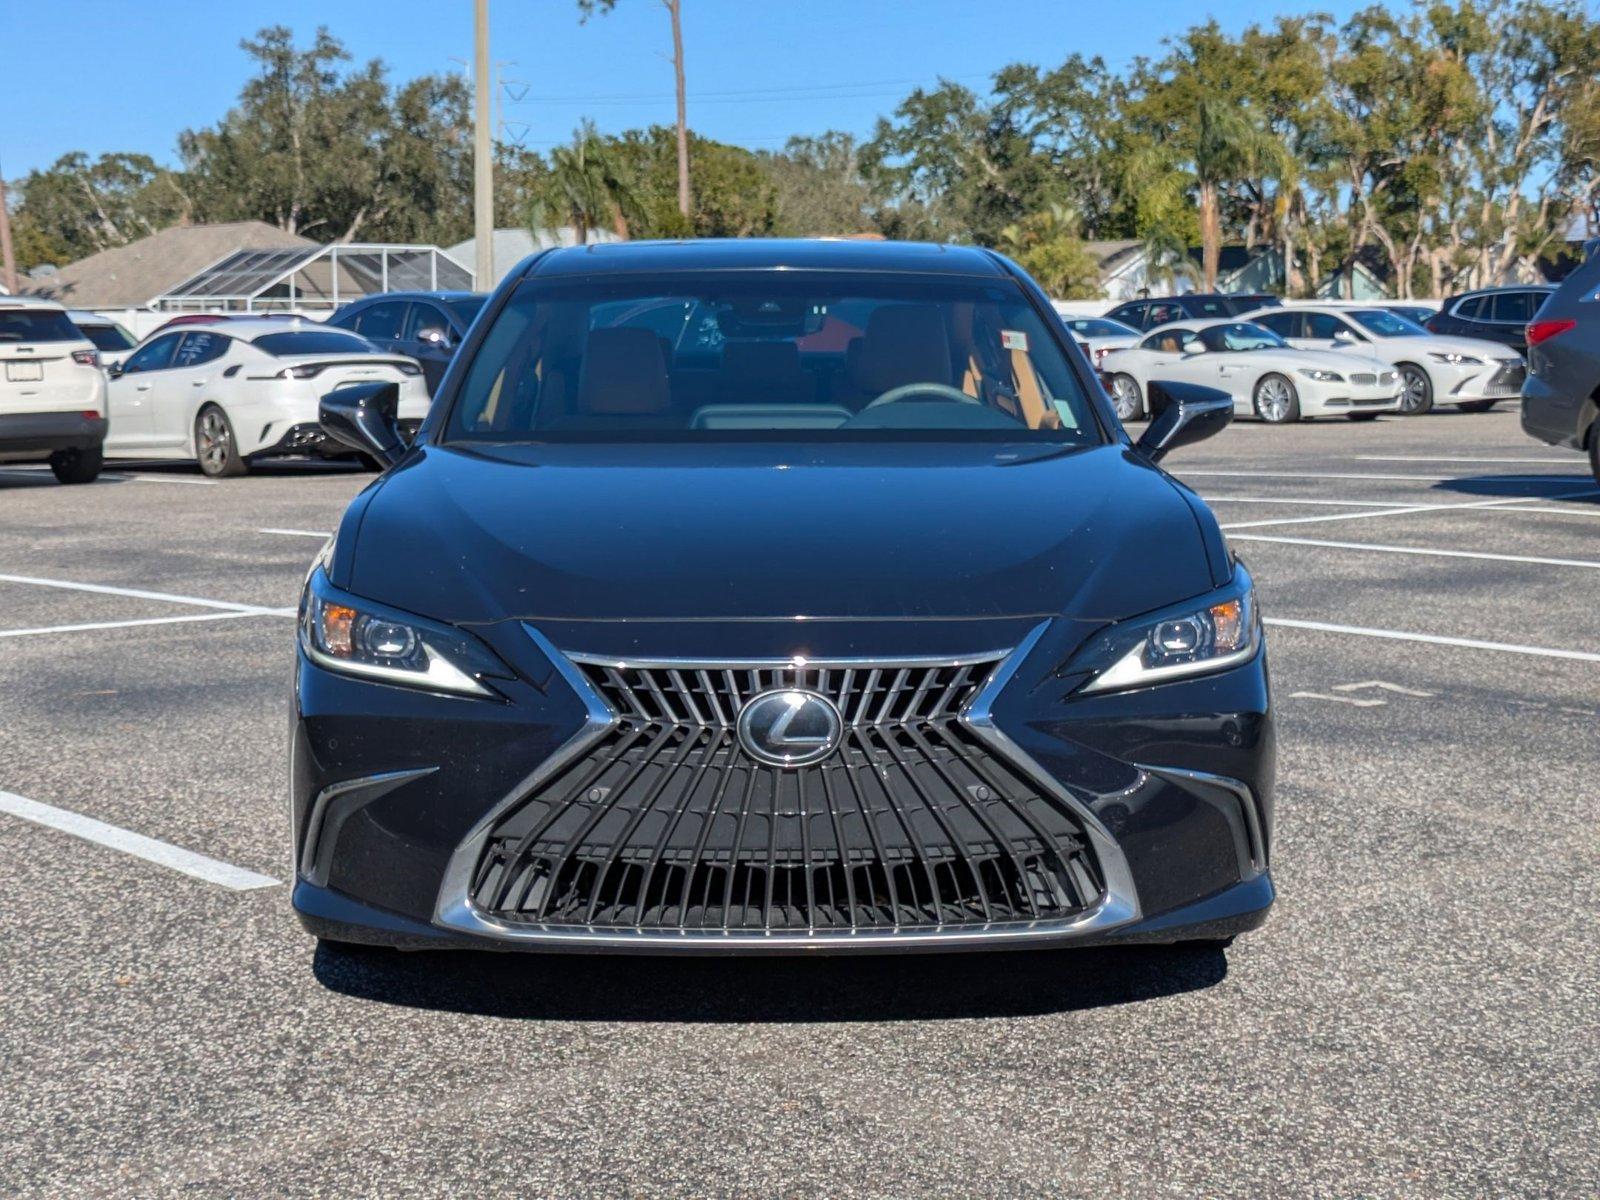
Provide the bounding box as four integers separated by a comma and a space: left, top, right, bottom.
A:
1434, 358, 1525, 401
256, 419, 425, 460
291, 616, 1275, 954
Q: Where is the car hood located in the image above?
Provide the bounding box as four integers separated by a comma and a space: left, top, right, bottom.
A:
344, 441, 1220, 628
1293, 348, 1393, 372
1381, 334, 1520, 361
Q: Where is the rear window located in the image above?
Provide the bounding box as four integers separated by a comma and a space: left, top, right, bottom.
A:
1065, 318, 1135, 338
0, 308, 82, 343
252, 331, 373, 356
77, 322, 137, 352
446, 272, 1102, 444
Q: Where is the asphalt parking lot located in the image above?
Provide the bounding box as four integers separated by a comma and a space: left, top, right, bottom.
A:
3, 408, 1597, 1198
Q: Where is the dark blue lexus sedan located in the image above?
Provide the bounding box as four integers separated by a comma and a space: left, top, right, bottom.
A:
293, 239, 1273, 954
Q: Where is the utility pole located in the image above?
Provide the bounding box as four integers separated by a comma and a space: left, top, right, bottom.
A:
0, 157, 18, 296
666, 0, 690, 220
473, 0, 495, 290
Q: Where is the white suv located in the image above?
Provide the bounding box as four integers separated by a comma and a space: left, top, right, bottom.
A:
0, 297, 107, 484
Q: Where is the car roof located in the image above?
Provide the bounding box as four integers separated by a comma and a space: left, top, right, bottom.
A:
1144, 317, 1270, 334
0, 296, 66, 311
525, 238, 1009, 280
1451, 284, 1555, 299
341, 290, 483, 305
168, 317, 357, 342
65, 309, 118, 323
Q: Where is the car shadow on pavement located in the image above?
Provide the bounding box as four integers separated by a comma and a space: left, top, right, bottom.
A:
311, 940, 1229, 1022
1430, 471, 1597, 499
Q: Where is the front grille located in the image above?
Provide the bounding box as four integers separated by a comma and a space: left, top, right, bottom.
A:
469, 656, 1104, 933
1380, 370, 1397, 385
1490, 361, 1526, 389
1350, 372, 1377, 386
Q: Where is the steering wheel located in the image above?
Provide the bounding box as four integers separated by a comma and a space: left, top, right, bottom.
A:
862, 382, 983, 409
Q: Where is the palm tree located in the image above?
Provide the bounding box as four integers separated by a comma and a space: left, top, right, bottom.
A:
545, 123, 638, 241
1191, 98, 1285, 290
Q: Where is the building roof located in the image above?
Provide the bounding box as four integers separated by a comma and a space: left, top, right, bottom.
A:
527, 238, 1007, 279
25, 222, 315, 309
448, 227, 623, 286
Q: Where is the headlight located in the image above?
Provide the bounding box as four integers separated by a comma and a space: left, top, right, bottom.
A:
1428, 351, 1483, 365
1297, 368, 1344, 382
299, 568, 510, 697
1064, 576, 1261, 695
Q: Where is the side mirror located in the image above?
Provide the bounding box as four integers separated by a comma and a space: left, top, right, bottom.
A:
320, 382, 406, 467
1333, 329, 1358, 344
1182, 342, 1206, 356
106, 362, 124, 379
1135, 381, 1233, 463
415, 326, 451, 348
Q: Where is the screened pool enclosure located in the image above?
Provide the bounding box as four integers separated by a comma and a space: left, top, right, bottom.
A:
152, 244, 475, 313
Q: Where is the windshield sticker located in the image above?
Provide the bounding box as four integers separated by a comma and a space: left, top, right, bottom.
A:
1000, 330, 1029, 351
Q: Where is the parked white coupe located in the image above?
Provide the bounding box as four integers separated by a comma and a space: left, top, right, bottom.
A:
104, 319, 429, 476
1243, 305, 1523, 415
1098, 319, 1402, 423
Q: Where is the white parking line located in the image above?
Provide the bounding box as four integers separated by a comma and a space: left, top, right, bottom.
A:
0, 790, 279, 891
258, 528, 333, 539
0, 611, 275, 640
1179, 470, 1588, 483
1219, 489, 1598, 531
1355, 455, 1577, 465
1232, 533, 1600, 570
0, 572, 288, 615
1264, 617, 1600, 664
1205, 496, 1409, 508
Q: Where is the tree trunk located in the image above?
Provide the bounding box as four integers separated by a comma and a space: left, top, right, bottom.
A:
666, 0, 690, 220
1198, 180, 1220, 291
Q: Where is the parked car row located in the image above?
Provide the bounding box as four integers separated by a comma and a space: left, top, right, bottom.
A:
0, 290, 486, 483
1067, 291, 1527, 424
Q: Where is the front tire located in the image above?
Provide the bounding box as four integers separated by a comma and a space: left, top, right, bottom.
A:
1455, 399, 1496, 413
1252, 373, 1301, 423
49, 445, 103, 484
1396, 363, 1433, 414
1108, 373, 1144, 422
195, 404, 248, 478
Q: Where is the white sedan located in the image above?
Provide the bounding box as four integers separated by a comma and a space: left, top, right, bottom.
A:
1061, 316, 1139, 383
1243, 305, 1523, 415
1098, 319, 1402, 424
104, 320, 429, 476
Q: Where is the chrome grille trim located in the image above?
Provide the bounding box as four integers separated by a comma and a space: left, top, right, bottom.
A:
433, 623, 1140, 949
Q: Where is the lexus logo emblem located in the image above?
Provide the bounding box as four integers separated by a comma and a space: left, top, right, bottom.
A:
736, 689, 843, 768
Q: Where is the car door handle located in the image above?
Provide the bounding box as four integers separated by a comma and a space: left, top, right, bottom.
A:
191, 379, 208, 387
135, 383, 153, 392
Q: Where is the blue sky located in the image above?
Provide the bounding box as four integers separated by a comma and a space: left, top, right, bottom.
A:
5, 0, 1383, 177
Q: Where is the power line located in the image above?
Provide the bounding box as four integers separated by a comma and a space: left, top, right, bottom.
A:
513, 71, 995, 106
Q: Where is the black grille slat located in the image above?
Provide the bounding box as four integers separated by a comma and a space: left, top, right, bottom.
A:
471, 654, 1104, 933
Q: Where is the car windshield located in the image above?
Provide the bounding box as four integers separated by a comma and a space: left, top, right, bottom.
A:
77, 323, 137, 351
0, 308, 82, 342
252, 330, 374, 356
447, 297, 486, 323
446, 273, 1102, 444
1347, 309, 1426, 337
1200, 322, 1286, 352
1065, 318, 1135, 338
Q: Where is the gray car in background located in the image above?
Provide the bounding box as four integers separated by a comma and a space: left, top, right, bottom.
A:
1521, 252, 1600, 482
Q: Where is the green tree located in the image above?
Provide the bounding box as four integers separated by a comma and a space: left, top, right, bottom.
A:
11, 152, 192, 262
542, 122, 640, 240
180, 26, 472, 243
997, 203, 1101, 297
762, 132, 876, 236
